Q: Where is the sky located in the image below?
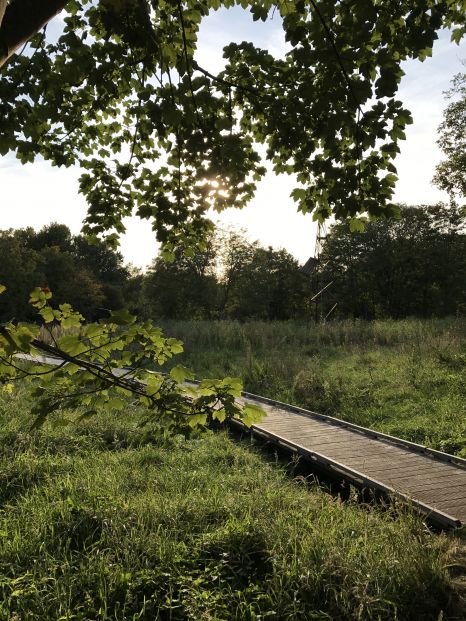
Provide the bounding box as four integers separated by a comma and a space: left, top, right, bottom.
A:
1, 8, 465, 269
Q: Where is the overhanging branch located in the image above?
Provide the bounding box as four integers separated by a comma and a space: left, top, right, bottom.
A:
0, 0, 68, 68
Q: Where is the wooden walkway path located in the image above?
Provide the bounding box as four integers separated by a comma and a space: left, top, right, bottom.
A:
233, 392, 466, 529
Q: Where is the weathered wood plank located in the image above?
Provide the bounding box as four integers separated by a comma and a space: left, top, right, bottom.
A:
241, 395, 466, 527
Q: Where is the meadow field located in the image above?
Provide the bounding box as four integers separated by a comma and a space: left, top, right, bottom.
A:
161, 317, 466, 456
0, 318, 465, 619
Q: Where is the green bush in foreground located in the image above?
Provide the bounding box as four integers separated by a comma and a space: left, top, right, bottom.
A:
0, 390, 461, 620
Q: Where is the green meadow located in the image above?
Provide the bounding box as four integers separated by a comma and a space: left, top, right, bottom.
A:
162, 317, 466, 456
0, 318, 465, 619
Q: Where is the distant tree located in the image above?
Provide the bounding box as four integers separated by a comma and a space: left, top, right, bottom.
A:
216, 229, 256, 317
319, 204, 466, 319
0, 224, 133, 320
141, 238, 219, 319
71, 235, 130, 286
0, 230, 42, 321
433, 71, 466, 201
22, 222, 73, 253
122, 264, 146, 316
36, 246, 105, 318
71, 234, 131, 311
139, 227, 309, 321
227, 245, 308, 320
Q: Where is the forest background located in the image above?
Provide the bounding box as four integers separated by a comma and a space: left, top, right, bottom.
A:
1, 201, 464, 324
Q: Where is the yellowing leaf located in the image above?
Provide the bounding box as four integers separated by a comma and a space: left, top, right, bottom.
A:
242, 403, 265, 427
349, 218, 367, 233
170, 364, 194, 384
39, 306, 55, 323
107, 397, 125, 411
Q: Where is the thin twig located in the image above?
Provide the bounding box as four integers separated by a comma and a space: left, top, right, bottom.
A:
192, 61, 258, 97
176, 0, 202, 126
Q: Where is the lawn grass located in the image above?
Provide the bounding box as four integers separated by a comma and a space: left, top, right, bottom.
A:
159, 317, 466, 455
0, 386, 465, 620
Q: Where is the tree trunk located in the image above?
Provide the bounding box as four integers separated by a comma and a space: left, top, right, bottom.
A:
0, 0, 68, 68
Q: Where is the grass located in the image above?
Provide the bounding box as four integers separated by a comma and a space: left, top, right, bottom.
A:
159, 317, 466, 456
1, 318, 465, 619
0, 386, 465, 620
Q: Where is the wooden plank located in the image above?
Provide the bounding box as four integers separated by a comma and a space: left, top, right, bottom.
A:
405, 481, 466, 497
270, 423, 402, 449
284, 433, 371, 446
386, 472, 466, 488
434, 489, 466, 503
261, 431, 364, 446
359, 468, 458, 484
342, 450, 428, 463
437, 497, 466, 512
280, 424, 364, 435
241, 400, 466, 526
319, 444, 408, 459
258, 420, 335, 432
345, 459, 439, 474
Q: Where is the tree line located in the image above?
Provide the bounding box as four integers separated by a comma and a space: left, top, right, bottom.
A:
0, 224, 131, 322
318, 202, 465, 319
0, 202, 464, 324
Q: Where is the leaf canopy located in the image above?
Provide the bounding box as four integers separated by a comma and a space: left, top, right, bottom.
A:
0, 0, 464, 251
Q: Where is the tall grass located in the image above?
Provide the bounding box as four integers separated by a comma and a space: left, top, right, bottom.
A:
159, 318, 466, 455
0, 388, 463, 620
159, 317, 465, 351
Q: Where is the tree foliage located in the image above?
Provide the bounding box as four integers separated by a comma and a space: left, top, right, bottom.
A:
0, 285, 263, 430
139, 228, 309, 320
317, 203, 466, 319
433, 71, 466, 201
1, 0, 465, 252
0, 224, 130, 322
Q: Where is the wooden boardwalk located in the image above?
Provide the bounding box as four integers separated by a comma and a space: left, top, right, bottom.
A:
234, 393, 466, 528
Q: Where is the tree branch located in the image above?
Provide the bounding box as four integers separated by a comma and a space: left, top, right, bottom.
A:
0, 0, 68, 68
0, 0, 8, 30
192, 60, 259, 96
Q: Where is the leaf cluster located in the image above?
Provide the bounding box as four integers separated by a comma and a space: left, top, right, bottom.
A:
0, 286, 264, 431
1, 0, 464, 250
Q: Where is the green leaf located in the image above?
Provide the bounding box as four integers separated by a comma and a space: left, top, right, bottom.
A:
290, 188, 307, 202
187, 413, 208, 427
59, 335, 87, 356
213, 408, 227, 423
170, 364, 194, 384
221, 376, 243, 396
242, 403, 265, 426
167, 338, 184, 354
61, 314, 82, 329
108, 309, 136, 325
107, 397, 125, 411
349, 218, 367, 233
39, 306, 55, 323
160, 247, 175, 263
83, 324, 104, 339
